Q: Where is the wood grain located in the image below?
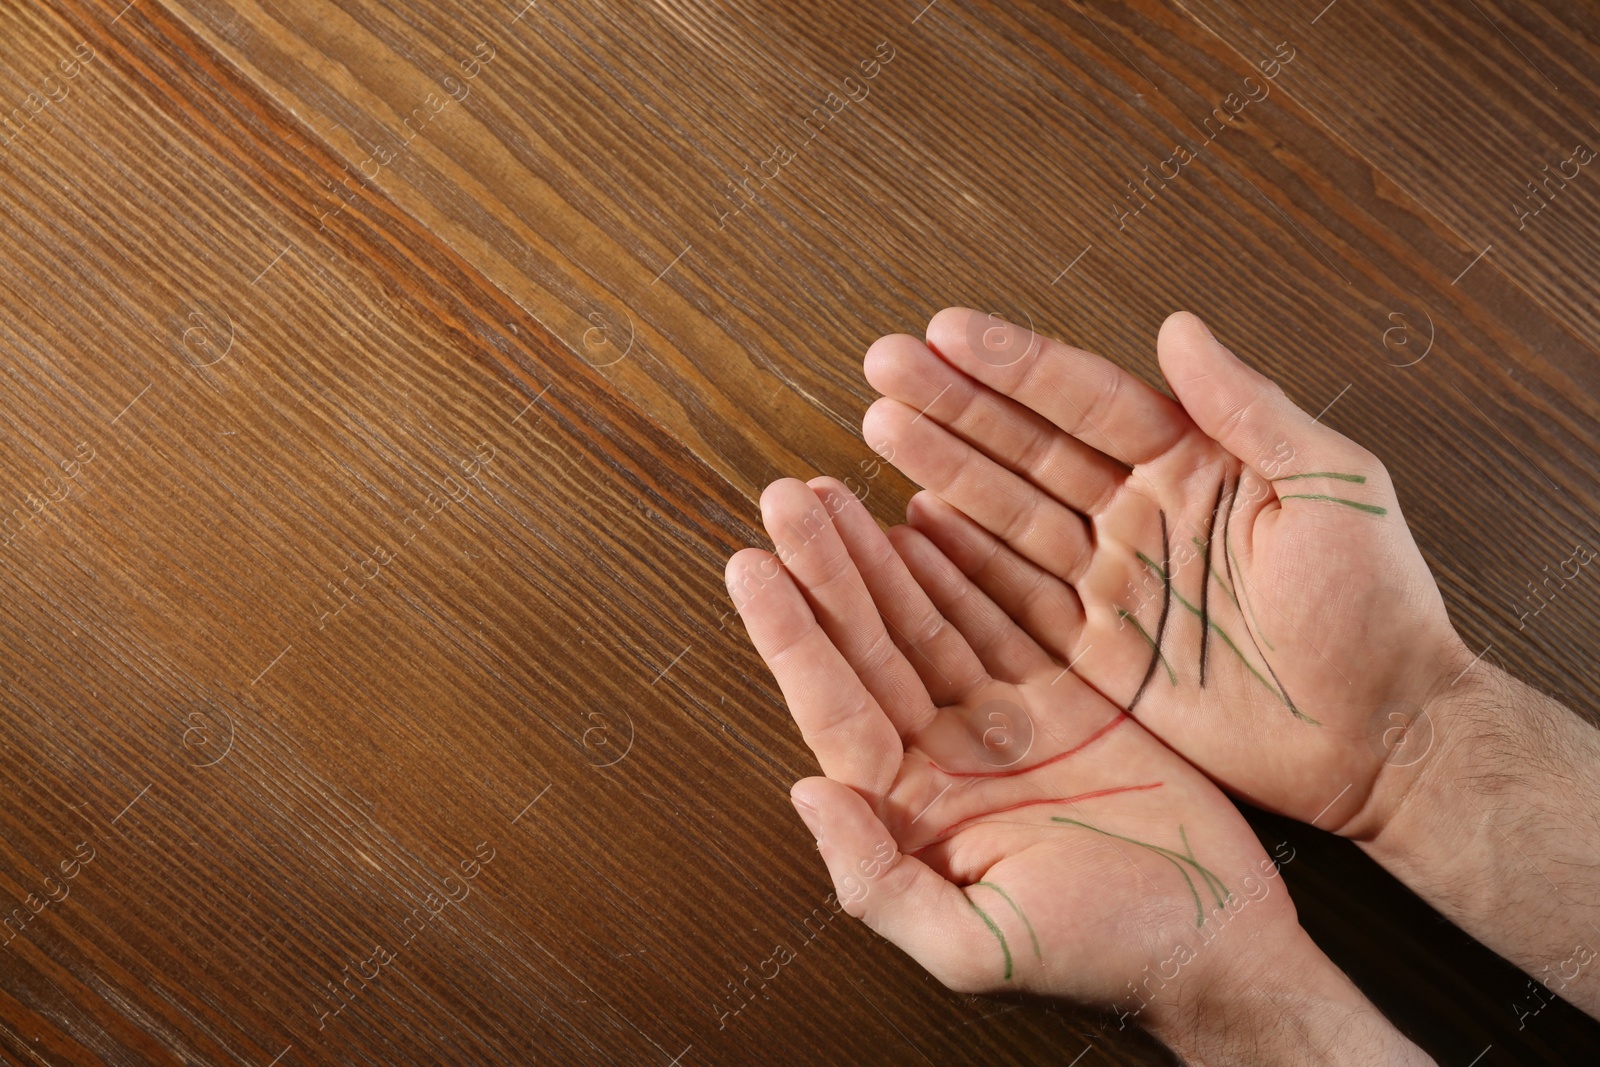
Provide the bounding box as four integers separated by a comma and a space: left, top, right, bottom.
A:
0, 0, 1597, 1063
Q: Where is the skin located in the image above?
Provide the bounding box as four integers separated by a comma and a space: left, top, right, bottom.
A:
1368, 640, 1600, 1025
860, 308, 1470, 839
864, 307, 1600, 1027
726, 477, 1430, 1063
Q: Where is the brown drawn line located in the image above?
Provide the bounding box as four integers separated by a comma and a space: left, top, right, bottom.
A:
1127, 510, 1170, 709
1200, 474, 1228, 686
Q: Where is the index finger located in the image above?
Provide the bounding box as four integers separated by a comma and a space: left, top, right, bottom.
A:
925, 307, 1191, 466
727, 548, 902, 799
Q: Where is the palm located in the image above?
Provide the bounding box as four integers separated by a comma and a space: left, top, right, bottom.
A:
727, 477, 1295, 1004
863, 309, 1467, 833
884, 672, 1279, 1000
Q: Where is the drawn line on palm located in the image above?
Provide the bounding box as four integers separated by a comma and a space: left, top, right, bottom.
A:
906, 713, 1158, 852
1119, 608, 1176, 684
1125, 472, 1369, 712
1054, 819, 1229, 929
959, 816, 1229, 981
1004, 367, 1382, 700
910, 781, 1164, 855
1113, 491, 1310, 721
965, 881, 1040, 981
1234, 471, 1388, 687
1135, 548, 1313, 723
929, 708, 1125, 781
890, 312, 1382, 705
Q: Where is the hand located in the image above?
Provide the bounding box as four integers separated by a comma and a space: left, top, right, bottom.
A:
861, 308, 1471, 837
725, 477, 1422, 1061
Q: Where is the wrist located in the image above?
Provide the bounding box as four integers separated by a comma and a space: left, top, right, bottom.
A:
1362, 659, 1600, 1016
1147, 921, 1432, 1066
1321, 632, 1473, 843
1361, 656, 1505, 877
1363, 659, 1578, 890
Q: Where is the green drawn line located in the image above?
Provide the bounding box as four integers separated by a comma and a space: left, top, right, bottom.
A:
1127, 511, 1172, 711
1139, 553, 1253, 683
1149, 850, 1203, 927
1220, 503, 1319, 721
1191, 538, 1241, 611
1223, 485, 1339, 721
1118, 608, 1176, 685
1273, 471, 1367, 483
1179, 825, 1230, 909
976, 881, 1041, 962
1225, 540, 1274, 651
1279, 493, 1387, 515
1138, 554, 1318, 724
967, 895, 1013, 980
1220, 484, 1272, 651
1053, 818, 1229, 928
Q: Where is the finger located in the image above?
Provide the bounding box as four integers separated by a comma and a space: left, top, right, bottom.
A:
887, 525, 1054, 684
924, 307, 1190, 466
863, 333, 1127, 516
790, 776, 1025, 992
1157, 312, 1386, 498
808, 477, 985, 709
904, 492, 1086, 664
727, 549, 900, 796
862, 398, 1093, 583
761, 479, 934, 736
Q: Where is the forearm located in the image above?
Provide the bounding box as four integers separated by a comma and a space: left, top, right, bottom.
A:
1365, 662, 1600, 1018
1148, 924, 1434, 1066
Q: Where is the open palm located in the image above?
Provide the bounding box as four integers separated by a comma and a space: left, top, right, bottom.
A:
862, 309, 1470, 836
726, 477, 1298, 1009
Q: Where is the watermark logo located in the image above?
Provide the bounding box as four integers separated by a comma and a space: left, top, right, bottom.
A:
1365, 699, 1433, 767
581, 708, 634, 767
180, 705, 236, 768
178, 302, 235, 368
970, 699, 1034, 768
1380, 310, 1432, 368
965, 310, 1039, 368
578, 305, 635, 368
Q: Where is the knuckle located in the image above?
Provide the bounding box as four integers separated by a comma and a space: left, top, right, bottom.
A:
1078, 369, 1122, 429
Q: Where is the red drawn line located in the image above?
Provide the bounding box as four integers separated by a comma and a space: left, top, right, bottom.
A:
934, 712, 1128, 779
912, 782, 1164, 855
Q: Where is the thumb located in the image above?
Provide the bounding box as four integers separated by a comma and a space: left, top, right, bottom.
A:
1158, 311, 1370, 479
789, 777, 1012, 994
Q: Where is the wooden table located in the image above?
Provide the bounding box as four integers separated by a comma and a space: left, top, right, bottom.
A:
2, 0, 1599, 1062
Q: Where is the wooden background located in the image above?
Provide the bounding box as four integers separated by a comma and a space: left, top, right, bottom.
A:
1, 0, 1598, 1062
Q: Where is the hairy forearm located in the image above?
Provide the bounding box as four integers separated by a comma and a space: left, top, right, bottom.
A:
1366, 662, 1600, 1019
1149, 924, 1434, 1066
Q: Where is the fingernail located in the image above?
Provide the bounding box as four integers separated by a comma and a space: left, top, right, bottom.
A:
790, 793, 822, 840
